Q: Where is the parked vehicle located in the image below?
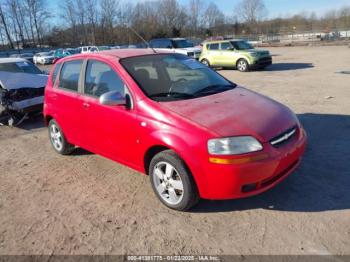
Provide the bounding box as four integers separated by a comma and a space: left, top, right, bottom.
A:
44, 49, 306, 211
53, 49, 74, 64
149, 38, 202, 59
79, 46, 99, 53
0, 58, 48, 125
200, 39, 272, 72
98, 46, 111, 51
10, 53, 34, 63
33, 51, 54, 65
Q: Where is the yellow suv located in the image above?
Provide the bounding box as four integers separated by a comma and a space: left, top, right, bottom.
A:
199, 40, 272, 72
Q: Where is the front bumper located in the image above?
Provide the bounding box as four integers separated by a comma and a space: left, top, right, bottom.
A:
250, 56, 272, 68
196, 128, 307, 200
9, 96, 44, 112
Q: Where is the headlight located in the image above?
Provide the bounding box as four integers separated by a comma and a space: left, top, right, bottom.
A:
250, 52, 259, 57
208, 136, 263, 155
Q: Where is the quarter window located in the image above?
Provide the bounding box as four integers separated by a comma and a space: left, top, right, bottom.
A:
84, 60, 125, 98
59, 60, 83, 92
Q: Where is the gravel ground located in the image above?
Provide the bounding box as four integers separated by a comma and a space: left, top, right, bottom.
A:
0, 46, 349, 255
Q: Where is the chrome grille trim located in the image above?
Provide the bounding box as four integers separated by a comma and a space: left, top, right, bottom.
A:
270, 127, 297, 146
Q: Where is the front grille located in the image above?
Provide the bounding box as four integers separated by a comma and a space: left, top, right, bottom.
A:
187, 52, 194, 57
270, 126, 297, 147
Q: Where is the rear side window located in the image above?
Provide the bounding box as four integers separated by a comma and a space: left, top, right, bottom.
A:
84, 60, 125, 98
52, 63, 61, 86
208, 43, 219, 50
59, 60, 83, 92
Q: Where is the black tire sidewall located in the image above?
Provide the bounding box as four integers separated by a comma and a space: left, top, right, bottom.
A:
149, 150, 199, 211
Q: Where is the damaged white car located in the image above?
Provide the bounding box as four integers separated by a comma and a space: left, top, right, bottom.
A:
0, 58, 48, 126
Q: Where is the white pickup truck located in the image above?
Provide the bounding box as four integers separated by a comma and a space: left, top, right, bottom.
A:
149, 38, 202, 60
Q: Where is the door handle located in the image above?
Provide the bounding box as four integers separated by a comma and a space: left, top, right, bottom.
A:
82, 102, 90, 108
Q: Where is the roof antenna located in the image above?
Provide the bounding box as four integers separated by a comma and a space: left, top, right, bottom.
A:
125, 25, 157, 54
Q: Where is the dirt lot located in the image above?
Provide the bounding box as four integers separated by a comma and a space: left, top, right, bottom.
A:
0, 46, 349, 256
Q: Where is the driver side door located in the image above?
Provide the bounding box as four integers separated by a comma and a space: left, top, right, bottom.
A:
219, 42, 237, 66
79, 58, 138, 166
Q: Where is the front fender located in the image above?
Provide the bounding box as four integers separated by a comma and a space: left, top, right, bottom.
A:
141, 129, 208, 197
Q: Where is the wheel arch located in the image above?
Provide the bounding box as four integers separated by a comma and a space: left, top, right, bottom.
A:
44, 115, 53, 126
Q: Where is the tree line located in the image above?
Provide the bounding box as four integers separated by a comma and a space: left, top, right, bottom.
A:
0, 0, 350, 49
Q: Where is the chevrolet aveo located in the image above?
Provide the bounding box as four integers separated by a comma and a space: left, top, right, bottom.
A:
44, 49, 307, 211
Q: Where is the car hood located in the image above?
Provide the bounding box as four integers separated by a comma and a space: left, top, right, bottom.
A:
0, 71, 48, 90
177, 47, 202, 52
243, 49, 270, 56
159, 87, 297, 142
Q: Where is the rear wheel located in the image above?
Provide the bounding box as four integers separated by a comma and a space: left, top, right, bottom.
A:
237, 59, 249, 72
48, 119, 74, 155
149, 150, 199, 211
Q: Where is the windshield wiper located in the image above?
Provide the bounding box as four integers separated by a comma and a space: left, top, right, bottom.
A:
194, 84, 234, 96
149, 92, 194, 99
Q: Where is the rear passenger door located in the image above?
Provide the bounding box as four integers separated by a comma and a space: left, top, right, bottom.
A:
80, 58, 138, 165
54, 59, 84, 145
207, 43, 220, 66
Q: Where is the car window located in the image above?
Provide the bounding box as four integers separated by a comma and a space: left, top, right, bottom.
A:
84, 60, 125, 98
220, 42, 232, 50
59, 60, 83, 92
230, 41, 254, 50
208, 43, 219, 50
52, 63, 61, 86
0, 61, 42, 74
151, 39, 172, 48
172, 39, 194, 48
121, 54, 236, 101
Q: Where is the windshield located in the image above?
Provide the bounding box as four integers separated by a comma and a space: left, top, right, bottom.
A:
120, 54, 236, 102
0, 61, 42, 74
21, 53, 33, 58
172, 39, 194, 48
231, 41, 254, 50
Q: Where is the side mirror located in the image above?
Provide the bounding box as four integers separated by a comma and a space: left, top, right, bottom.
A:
99, 90, 126, 106
228, 47, 235, 51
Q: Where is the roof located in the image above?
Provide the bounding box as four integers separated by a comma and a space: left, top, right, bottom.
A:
203, 39, 244, 44
0, 58, 28, 64
87, 48, 171, 59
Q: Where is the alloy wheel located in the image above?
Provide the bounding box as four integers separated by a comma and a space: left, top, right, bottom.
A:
50, 124, 63, 151
152, 161, 184, 205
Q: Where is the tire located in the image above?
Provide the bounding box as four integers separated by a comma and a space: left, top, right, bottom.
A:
149, 150, 200, 211
236, 58, 249, 72
48, 119, 74, 155
201, 59, 210, 67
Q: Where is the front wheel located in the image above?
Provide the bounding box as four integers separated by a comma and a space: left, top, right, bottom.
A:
149, 150, 199, 211
237, 59, 249, 72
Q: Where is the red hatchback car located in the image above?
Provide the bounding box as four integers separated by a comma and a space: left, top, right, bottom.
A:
44, 49, 306, 211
